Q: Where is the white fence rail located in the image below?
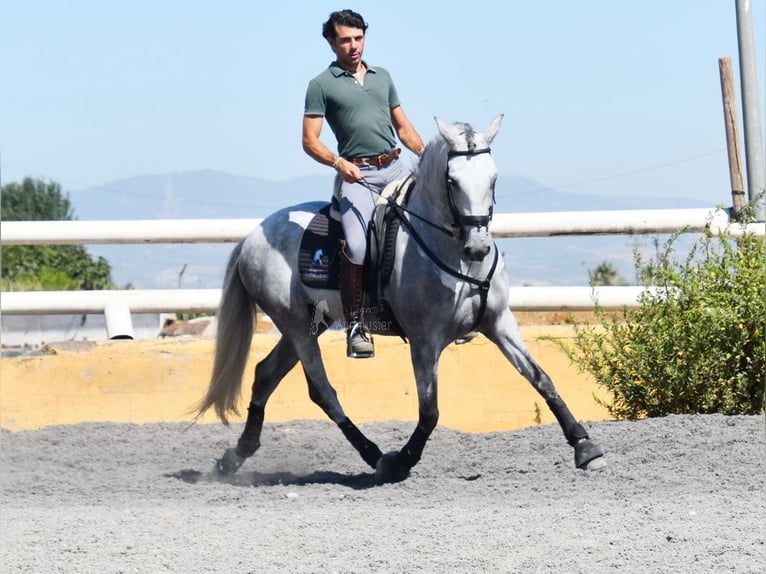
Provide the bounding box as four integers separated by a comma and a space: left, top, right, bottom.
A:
1, 207, 763, 320
0, 286, 665, 315
1, 207, 763, 245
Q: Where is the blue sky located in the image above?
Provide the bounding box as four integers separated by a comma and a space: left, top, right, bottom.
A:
1, 1, 764, 207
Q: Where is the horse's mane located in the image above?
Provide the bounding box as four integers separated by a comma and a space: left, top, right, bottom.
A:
412, 136, 447, 180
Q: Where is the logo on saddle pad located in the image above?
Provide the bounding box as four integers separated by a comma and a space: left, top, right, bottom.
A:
310, 299, 331, 335
309, 298, 395, 336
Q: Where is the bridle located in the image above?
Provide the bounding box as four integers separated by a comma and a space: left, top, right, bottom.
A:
445, 147, 494, 235
360, 145, 496, 239
379, 144, 499, 333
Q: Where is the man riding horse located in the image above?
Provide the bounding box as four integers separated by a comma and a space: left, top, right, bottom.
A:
196, 9, 607, 482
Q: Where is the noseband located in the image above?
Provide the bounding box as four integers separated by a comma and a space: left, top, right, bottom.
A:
445, 147, 494, 234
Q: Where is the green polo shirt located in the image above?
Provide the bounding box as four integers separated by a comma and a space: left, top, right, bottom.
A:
304, 61, 401, 158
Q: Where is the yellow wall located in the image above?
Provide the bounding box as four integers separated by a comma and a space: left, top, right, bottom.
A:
0, 327, 610, 432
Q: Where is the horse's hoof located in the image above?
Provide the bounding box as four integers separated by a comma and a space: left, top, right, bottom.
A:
584, 456, 607, 471
374, 451, 410, 485
216, 447, 246, 476
574, 439, 606, 471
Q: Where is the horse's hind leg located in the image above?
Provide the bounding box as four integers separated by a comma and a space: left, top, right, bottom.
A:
217, 336, 299, 475
486, 313, 606, 470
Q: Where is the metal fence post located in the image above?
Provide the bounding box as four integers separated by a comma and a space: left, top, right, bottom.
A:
736, 0, 766, 219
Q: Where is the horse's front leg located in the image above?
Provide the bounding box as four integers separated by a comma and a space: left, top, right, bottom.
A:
375, 342, 440, 484
486, 311, 606, 471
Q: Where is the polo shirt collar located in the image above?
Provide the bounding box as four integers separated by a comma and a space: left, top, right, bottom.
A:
329, 60, 377, 77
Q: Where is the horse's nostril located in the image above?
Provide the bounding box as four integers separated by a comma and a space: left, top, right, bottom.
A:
464, 245, 490, 261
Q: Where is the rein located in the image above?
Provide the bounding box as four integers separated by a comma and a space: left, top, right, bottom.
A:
394, 205, 499, 333
360, 145, 499, 333
359, 145, 495, 237
359, 176, 454, 238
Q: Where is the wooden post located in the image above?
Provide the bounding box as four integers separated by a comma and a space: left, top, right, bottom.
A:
718, 56, 747, 219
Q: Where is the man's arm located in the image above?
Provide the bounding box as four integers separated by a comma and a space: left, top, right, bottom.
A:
391, 105, 424, 156
302, 115, 362, 181
302, 115, 337, 166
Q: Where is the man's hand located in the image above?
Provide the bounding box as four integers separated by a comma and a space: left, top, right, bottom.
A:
335, 158, 364, 182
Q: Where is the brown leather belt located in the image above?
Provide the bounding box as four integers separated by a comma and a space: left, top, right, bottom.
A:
347, 148, 401, 168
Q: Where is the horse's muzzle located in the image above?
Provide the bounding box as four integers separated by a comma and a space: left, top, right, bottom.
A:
464, 244, 491, 261
463, 227, 492, 261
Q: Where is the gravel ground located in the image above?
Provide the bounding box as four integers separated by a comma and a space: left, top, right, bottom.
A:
1, 414, 764, 573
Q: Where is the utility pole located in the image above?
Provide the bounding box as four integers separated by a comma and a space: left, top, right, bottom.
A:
735, 0, 765, 219
718, 56, 747, 218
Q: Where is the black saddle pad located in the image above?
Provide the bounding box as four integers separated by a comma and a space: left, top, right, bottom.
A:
298, 196, 410, 340
298, 204, 342, 290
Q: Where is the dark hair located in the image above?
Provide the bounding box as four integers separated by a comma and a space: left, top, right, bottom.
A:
322, 9, 368, 40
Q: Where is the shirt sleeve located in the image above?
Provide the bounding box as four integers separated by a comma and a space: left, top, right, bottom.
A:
383, 68, 401, 109
304, 79, 326, 116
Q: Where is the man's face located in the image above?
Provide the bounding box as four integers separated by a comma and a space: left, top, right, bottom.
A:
328, 24, 365, 68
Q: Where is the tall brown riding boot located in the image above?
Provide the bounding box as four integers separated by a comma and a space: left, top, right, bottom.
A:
339, 241, 374, 358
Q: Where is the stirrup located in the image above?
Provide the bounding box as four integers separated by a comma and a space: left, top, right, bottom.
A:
347, 322, 374, 359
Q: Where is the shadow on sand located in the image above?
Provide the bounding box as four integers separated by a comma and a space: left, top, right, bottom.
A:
165, 467, 379, 490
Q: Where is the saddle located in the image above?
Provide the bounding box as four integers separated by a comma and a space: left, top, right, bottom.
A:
298, 177, 415, 339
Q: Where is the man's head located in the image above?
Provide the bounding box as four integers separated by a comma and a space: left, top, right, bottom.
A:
322, 10, 368, 41
323, 10, 368, 70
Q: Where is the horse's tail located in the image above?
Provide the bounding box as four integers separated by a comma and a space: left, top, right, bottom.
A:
195, 242, 254, 424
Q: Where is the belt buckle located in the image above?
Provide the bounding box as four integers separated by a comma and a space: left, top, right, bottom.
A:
354, 152, 391, 168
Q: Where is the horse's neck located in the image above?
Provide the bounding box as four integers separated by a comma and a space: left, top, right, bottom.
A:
409, 148, 451, 226
406, 152, 461, 261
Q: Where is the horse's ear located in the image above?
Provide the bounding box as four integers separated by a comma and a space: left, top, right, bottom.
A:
484, 114, 504, 145
434, 117, 458, 147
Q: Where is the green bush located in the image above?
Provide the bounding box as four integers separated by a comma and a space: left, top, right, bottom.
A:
561, 228, 764, 419
2, 269, 79, 291
1, 178, 114, 291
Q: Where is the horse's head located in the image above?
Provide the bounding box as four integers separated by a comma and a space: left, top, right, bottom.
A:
433, 114, 503, 262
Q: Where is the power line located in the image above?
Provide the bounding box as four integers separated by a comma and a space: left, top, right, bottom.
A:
507, 149, 726, 194
3, 148, 727, 203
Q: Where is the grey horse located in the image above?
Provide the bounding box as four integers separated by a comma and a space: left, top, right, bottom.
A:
197, 115, 606, 484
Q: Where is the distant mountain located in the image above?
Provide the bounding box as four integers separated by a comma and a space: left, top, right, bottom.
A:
70, 170, 332, 220
68, 170, 710, 289
71, 169, 707, 220
495, 176, 708, 213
